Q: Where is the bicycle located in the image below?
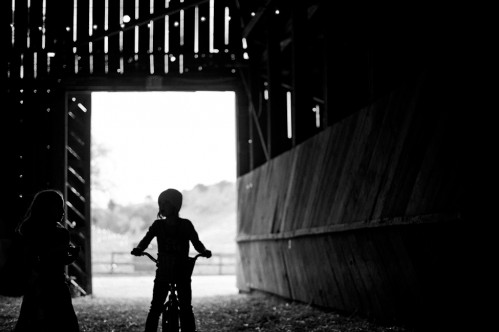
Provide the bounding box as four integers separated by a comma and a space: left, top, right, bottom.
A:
138, 251, 210, 332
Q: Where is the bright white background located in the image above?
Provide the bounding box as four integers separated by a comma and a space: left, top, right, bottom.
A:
91, 91, 236, 207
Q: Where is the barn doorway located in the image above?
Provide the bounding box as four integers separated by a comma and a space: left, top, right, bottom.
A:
90, 91, 238, 298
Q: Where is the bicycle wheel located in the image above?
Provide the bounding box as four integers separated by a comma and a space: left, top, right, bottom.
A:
163, 294, 180, 332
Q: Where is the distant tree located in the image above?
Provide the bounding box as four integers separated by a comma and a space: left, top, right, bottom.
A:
107, 199, 117, 211
91, 137, 115, 204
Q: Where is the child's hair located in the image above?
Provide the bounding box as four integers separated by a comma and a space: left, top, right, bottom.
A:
16, 189, 64, 236
157, 188, 183, 219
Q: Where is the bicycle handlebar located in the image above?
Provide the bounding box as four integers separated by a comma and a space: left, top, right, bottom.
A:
140, 251, 158, 264
137, 251, 210, 264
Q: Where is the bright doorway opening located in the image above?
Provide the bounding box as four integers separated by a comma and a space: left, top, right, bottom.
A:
90, 91, 238, 298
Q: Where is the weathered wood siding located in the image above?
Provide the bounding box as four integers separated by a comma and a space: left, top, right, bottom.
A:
236, 72, 465, 325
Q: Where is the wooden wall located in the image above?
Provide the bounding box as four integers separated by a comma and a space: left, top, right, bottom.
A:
236, 69, 467, 327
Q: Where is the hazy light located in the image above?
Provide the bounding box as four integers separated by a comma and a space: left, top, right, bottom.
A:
91, 91, 236, 206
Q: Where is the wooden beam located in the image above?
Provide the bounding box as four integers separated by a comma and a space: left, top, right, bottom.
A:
236, 213, 462, 242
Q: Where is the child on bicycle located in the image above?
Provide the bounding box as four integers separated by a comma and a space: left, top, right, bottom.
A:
131, 188, 211, 332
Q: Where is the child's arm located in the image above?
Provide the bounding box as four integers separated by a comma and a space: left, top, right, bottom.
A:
131, 221, 157, 255
188, 221, 211, 257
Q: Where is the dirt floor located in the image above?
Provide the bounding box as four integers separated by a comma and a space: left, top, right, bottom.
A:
0, 292, 408, 332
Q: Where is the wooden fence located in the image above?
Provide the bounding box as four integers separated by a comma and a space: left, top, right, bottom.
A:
93, 251, 236, 275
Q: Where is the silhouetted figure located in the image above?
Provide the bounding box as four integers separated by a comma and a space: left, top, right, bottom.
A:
13, 190, 80, 332
131, 188, 212, 332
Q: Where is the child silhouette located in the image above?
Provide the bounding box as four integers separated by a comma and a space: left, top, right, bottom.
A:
14, 189, 80, 332
132, 188, 211, 332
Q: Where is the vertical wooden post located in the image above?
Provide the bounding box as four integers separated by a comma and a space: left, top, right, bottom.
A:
123, 0, 136, 73
76, 0, 90, 75
108, 0, 122, 74
182, 3, 195, 73
65, 92, 93, 295
153, 0, 167, 73
236, 87, 250, 176
266, 17, 288, 157
138, 0, 151, 72
90, 0, 106, 74
323, 2, 332, 128
291, 0, 314, 146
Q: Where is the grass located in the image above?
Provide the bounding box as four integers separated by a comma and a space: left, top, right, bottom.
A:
1, 292, 407, 332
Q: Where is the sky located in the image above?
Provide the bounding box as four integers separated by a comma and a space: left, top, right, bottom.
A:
91, 91, 236, 207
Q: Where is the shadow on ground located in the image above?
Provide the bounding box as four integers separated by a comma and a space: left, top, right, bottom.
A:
1, 292, 407, 332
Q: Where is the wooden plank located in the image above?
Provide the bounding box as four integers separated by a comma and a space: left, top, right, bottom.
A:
1, 2, 12, 79
311, 119, 356, 227
373, 227, 416, 320
406, 87, 463, 215
75, 0, 90, 75
46, 0, 74, 76
321, 236, 347, 311
381, 83, 438, 217
212, 0, 225, 53
122, 0, 136, 73
386, 227, 422, 320
265, 16, 288, 158
10, 0, 28, 79
297, 237, 330, 307
253, 164, 270, 234
138, 0, 151, 73
235, 87, 251, 176
324, 235, 359, 313
196, 1, 209, 56
340, 99, 388, 222
321, 115, 359, 223
326, 105, 374, 224
356, 229, 398, 320
264, 241, 282, 295
335, 233, 371, 314
288, 142, 319, 230
369, 77, 423, 219
308, 237, 343, 308
349, 230, 389, 319
153, 0, 166, 74
269, 154, 293, 234
277, 241, 293, 299
226, 0, 239, 52
235, 244, 249, 291
301, 138, 330, 230
14, 0, 28, 51
167, 0, 181, 74
282, 238, 309, 302
91, 0, 106, 74
107, 0, 122, 75
29, 0, 43, 52
182, 5, 195, 73
24, 0, 43, 78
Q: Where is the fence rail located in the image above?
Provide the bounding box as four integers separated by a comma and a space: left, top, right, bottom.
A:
92, 251, 236, 275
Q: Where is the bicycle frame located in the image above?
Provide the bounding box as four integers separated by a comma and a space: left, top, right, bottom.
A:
139, 251, 207, 332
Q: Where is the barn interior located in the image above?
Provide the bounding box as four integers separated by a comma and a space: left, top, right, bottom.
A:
1, 0, 481, 330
